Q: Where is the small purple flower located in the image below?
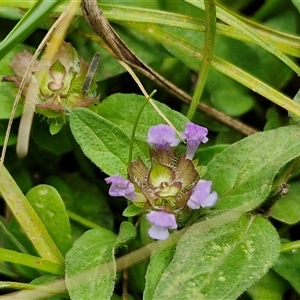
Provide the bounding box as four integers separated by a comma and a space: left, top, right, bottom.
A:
187, 180, 218, 210
147, 124, 180, 149
182, 122, 209, 160
105, 175, 136, 200
146, 211, 177, 240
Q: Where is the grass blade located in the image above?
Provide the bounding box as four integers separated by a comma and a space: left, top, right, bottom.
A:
0, 165, 64, 264
0, 0, 64, 60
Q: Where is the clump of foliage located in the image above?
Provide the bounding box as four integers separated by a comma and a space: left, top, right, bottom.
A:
0, 1, 300, 299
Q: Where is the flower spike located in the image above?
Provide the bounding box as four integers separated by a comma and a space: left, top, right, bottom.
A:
106, 122, 217, 241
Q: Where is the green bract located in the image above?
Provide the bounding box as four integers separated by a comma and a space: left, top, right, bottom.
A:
128, 148, 200, 212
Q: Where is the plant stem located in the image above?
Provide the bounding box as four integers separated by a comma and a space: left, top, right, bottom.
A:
187, 0, 216, 120
280, 240, 300, 253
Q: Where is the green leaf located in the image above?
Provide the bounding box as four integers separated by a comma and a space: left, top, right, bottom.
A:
122, 205, 142, 217
208, 70, 254, 117
65, 228, 117, 300
0, 43, 26, 119
31, 117, 73, 156
0, 7, 24, 20
246, 269, 289, 300
0, 83, 24, 120
0, 218, 42, 279
46, 174, 113, 231
0, 261, 17, 279
49, 118, 64, 135
264, 107, 286, 131
291, 0, 300, 14
270, 182, 300, 224
195, 144, 228, 165
0, 120, 17, 146
0, 0, 63, 60
0, 165, 64, 264
116, 221, 137, 246
26, 184, 72, 256
144, 246, 175, 300
151, 215, 280, 299
206, 125, 300, 210
101, 0, 161, 9
273, 246, 300, 294
69, 107, 147, 177
98, 93, 189, 141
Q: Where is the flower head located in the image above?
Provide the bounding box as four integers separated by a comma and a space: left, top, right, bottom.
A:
128, 148, 199, 209
187, 180, 218, 210
146, 211, 177, 240
106, 122, 216, 241
105, 176, 136, 200
182, 122, 209, 160
2, 42, 99, 122
147, 124, 180, 149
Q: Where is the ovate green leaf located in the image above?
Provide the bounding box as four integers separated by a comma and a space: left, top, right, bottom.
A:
0, 43, 25, 119
26, 184, 72, 256
291, 0, 300, 15
273, 247, 300, 294
270, 182, 300, 224
70, 108, 147, 177
122, 205, 142, 217
65, 228, 117, 300
144, 246, 175, 300
116, 221, 136, 246
46, 174, 113, 231
152, 215, 280, 299
206, 125, 300, 210
247, 269, 289, 300
98, 93, 189, 142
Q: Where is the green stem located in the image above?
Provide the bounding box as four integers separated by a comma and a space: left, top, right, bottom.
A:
67, 210, 103, 229
127, 89, 156, 224
280, 240, 300, 253
187, 0, 300, 75
187, 0, 216, 120
128, 89, 157, 165
0, 281, 37, 291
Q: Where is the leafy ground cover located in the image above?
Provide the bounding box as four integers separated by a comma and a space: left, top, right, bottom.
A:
0, 1, 300, 299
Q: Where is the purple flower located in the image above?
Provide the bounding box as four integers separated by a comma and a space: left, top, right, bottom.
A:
187, 180, 218, 210
105, 176, 136, 200
146, 211, 177, 240
147, 124, 180, 149
182, 122, 209, 160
